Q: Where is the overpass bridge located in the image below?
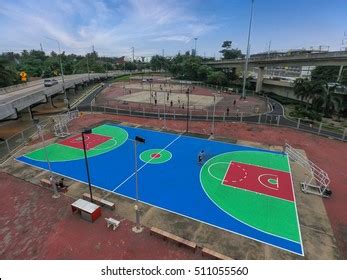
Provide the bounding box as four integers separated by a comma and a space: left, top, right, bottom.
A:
205, 50, 347, 68
205, 51, 347, 92
0, 72, 119, 121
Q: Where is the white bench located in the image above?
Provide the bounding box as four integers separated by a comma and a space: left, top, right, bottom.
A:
83, 193, 115, 210
105, 217, 120, 230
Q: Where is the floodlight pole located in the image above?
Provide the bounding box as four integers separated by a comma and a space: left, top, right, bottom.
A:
163, 93, 167, 129
241, 0, 255, 100
211, 94, 216, 135
186, 87, 190, 133
45, 36, 69, 108
35, 121, 59, 198
86, 56, 90, 82
132, 136, 145, 233
82, 129, 93, 203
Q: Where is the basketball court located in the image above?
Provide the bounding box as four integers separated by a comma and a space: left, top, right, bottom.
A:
16, 123, 303, 255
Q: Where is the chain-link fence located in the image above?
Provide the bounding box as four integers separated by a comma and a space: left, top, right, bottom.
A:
0, 120, 50, 163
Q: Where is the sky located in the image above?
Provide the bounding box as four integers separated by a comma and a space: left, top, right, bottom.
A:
0, 0, 346, 58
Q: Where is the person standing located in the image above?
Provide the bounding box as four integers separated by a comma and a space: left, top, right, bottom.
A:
198, 150, 205, 164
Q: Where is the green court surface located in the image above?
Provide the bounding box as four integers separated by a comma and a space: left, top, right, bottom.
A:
200, 151, 300, 242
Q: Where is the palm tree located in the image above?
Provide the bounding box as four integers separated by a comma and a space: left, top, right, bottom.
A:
293, 78, 312, 106
311, 83, 343, 117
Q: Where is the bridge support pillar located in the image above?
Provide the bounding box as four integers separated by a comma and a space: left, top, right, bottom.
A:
337, 65, 344, 82
255, 67, 265, 93
28, 106, 33, 120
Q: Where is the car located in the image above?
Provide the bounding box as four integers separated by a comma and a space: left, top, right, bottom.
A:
44, 79, 58, 87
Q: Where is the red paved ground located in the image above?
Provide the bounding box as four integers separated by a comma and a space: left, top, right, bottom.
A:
96, 82, 267, 116
70, 113, 347, 258
0, 172, 206, 260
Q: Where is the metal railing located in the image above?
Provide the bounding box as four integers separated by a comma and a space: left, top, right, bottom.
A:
77, 103, 347, 142
0, 119, 50, 163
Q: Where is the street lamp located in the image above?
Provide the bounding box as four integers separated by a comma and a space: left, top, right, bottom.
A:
132, 135, 145, 233
45, 36, 69, 108
163, 92, 167, 129
81, 128, 93, 203
194, 38, 198, 56
241, 0, 255, 100
34, 119, 59, 198
186, 87, 190, 133
211, 94, 216, 136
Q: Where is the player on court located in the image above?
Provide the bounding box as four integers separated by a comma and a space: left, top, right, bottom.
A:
198, 150, 205, 164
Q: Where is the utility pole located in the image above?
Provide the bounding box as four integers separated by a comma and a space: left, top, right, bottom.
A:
267, 40, 272, 58
186, 87, 190, 132
40, 43, 43, 52
86, 55, 90, 81
131, 47, 135, 62
45, 36, 68, 108
194, 38, 198, 56
241, 0, 255, 100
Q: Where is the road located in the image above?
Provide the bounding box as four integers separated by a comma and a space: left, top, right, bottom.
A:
0, 74, 102, 104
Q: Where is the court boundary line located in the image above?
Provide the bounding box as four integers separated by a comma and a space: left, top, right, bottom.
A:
15, 146, 303, 256
16, 125, 303, 256
286, 154, 305, 256
111, 133, 182, 193
200, 151, 303, 248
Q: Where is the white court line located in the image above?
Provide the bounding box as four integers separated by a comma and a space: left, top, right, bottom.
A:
111, 133, 182, 192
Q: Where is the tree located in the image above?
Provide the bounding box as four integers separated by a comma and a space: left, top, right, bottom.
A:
221, 41, 232, 49
293, 78, 312, 103
311, 66, 347, 86
150, 55, 168, 71
0, 63, 18, 87
311, 83, 343, 117
207, 71, 227, 86
197, 65, 212, 81
219, 40, 244, 60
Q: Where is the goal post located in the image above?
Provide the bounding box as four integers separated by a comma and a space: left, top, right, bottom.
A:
52, 109, 80, 138
284, 143, 331, 198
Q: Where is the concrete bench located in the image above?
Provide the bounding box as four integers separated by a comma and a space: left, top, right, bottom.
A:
150, 227, 197, 251
201, 247, 233, 260
40, 178, 51, 188
105, 217, 120, 230
82, 193, 115, 210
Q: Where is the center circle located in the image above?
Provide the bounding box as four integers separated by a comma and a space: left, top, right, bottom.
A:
140, 149, 172, 164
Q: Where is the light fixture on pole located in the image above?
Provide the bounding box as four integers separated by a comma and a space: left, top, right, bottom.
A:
186, 87, 190, 133
241, 0, 255, 100
163, 92, 167, 129
132, 136, 145, 233
81, 128, 93, 203
34, 119, 59, 198
211, 94, 216, 136
45, 36, 69, 108
194, 38, 198, 56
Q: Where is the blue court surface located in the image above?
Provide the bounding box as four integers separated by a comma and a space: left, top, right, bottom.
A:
17, 123, 303, 256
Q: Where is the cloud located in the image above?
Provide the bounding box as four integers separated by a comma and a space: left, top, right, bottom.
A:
0, 0, 218, 57
151, 36, 191, 43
